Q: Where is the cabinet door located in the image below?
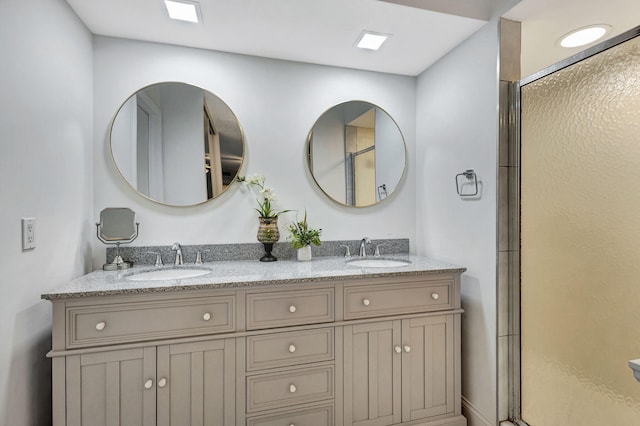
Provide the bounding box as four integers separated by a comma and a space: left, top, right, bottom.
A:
401, 315, 454, 422
343, 321, 401, 426
157, 339, 236, 426
66, 347, 157, 426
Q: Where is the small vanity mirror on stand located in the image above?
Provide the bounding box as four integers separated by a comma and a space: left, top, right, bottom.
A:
96, 207, 139, 270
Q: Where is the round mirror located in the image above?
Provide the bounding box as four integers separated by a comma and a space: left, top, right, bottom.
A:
110, 82, 245, 206
307, 101, 406, 207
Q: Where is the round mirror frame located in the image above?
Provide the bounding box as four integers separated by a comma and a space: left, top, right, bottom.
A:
306, 100, 407, 208
109, 81, 246, 207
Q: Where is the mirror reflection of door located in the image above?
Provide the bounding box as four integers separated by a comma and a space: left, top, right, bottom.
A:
135, 105, 150, 196
110, 82, 245, 206
345, 108, 376, 206
204, 107, 223, 199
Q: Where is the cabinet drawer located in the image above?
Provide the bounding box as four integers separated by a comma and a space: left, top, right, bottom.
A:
247, 365, 334, 412
246, 288, 334, 330
67, 295, 235, 348
247, 403, 334, 426
344, 280, 452, 319
247, 328, 334, 371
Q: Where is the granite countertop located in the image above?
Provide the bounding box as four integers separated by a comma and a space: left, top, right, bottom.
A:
41, 255, 466, 300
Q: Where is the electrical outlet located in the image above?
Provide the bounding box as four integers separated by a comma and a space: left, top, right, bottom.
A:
22, 218, 36, 250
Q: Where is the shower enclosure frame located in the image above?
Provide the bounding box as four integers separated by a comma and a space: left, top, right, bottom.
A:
498, 23, 640, 426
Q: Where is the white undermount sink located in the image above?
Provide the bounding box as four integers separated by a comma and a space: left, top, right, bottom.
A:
347, 258, 411, 268
125, 268, 211, 281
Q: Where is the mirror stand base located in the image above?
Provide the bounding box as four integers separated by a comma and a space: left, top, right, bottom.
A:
259, 243, 277, 262
103, 255, 133, 271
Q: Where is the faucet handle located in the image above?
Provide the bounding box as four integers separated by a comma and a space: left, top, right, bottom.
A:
195, 249, 210, 264
339, 245, 351, 258
374, 244, 387, 257
146, 251, 163, 267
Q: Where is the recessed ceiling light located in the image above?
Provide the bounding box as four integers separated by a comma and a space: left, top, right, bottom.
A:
356, 31, 389, 51
559, 25, 611, 48
165, 0, 200, 23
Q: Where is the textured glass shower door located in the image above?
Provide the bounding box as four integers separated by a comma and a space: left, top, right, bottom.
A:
520, 35, 640, 424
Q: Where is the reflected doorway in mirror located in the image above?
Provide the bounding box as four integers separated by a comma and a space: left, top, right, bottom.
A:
307, 100, 406, 207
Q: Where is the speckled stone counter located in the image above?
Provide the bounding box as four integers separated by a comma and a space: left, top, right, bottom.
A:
41, 255, 465, 299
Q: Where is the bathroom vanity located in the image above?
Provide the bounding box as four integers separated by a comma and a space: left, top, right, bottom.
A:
43, 256, 466, 426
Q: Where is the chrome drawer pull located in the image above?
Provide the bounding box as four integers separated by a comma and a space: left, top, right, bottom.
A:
289, 305, 297, 313
394, 345, 402, 354
362, 298, 370, 306
144, 379, 153, 389
158, 378, 167, 388
203, 312, 212, 321
431, 293, 440, 300
404, 345, 412, 353
289, 344, 296, 353
95, 321, 106, 331
289, 384, 297, 393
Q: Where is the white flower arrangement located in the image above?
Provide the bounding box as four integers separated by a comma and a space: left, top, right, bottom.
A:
237, 174, 290, 218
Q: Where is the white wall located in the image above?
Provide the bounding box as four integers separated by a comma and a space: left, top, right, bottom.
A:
0, 0, 93, 424
93, 36, 417, 267
415, 1, 518, 424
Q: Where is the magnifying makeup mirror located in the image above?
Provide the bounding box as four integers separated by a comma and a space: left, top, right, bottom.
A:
96, 207, 139, 270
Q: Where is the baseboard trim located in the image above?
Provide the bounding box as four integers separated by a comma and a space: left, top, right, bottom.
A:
394, 415, 467, 426
461, 396, 492, 426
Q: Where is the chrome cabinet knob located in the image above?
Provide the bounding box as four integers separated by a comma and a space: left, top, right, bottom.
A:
431, 293, 439, 300
362, 299, 370, 306
158, 378, 167, 388
289, 384, 297, 393
95, 321, 106, 331
203, 312, 212, 321
289, 305, 297, 313
394, 346, 402, 354
404, 345, 412, 353
144, 379, 153, 389
289, 344, 296, 353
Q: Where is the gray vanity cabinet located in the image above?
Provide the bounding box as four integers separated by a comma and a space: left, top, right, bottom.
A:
63, 339, 236, 426
401, 315, 455, 422
47, 269, 465, 426
65, 347, 157, 426
343, 315, 456, 426
344, 320, 402, 425
156, 339, 236, 426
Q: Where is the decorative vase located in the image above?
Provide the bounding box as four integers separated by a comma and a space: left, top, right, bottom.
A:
257, 216, 280, 262
297, 245, 312, 262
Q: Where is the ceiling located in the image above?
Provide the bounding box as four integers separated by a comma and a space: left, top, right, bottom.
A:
64, 0, 487, 76
504, 0, 640, 78
65, 0, 640, 78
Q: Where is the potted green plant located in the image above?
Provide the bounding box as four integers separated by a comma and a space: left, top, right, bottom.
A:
288, 211, 322, 261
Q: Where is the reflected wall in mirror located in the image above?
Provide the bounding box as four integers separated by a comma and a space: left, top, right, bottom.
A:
110, 82, 245, 206
307, 101, 406, 207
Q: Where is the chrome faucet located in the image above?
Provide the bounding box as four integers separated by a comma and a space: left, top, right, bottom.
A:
171, 242, 184, 265
359, 237, 372, 257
